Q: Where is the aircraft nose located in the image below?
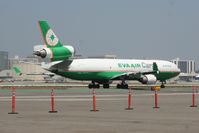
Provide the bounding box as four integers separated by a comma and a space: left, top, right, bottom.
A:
175, 67, 181, 76
172, 62, 181, 73
177, 68, 181, 73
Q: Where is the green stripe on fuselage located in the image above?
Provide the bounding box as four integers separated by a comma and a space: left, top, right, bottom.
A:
56, 71, 125, 80
56, 71, 180, 81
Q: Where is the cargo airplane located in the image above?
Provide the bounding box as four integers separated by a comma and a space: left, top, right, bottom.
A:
34, 21, 180, 89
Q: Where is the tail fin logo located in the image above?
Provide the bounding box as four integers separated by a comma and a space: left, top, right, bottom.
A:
46, 29, 59, 46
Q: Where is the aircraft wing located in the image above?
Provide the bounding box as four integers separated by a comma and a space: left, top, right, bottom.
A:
111, 62, 159, 80
43, 59, 73, 72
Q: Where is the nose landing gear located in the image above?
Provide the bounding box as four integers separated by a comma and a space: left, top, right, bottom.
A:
160, 81, 166, 88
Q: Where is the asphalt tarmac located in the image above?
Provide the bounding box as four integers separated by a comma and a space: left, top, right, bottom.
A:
0, 87, 199, 133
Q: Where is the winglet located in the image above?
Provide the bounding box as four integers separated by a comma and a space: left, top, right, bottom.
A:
153, 62, 159, 73
12, 67, 22, 76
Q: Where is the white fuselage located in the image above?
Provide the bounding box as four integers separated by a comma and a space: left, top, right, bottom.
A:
44, 58, 180, 82
67, 59, 179, 73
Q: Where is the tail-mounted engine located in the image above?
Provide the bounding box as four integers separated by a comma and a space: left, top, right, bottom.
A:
34, 45, 75, 61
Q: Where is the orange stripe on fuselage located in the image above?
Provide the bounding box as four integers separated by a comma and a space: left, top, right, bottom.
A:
38, 21, 47, 47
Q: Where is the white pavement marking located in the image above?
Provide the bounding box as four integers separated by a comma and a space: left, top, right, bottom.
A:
0, 94, 127, 99
0, 98, 127, 102
0, 93, 194, 102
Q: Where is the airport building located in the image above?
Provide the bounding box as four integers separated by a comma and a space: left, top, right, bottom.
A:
9, 56, 46, 81
0, 51, 9, 71
171, 58, 196, 81
171, 58, 195, 74
8, 55, 66, 82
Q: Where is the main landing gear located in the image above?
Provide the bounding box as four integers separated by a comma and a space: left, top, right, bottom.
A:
103, 84, 110, 89
88, 81, 110, 89
88, 81, 100, 89
116, 81, 128, 89
88, 80, 129, 89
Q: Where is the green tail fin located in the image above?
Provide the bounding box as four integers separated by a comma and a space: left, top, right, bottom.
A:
38, 21, 62, 48
12, 67, 22, 76
36, 21, 75, 61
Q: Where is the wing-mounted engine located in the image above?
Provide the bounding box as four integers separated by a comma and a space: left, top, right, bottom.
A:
34, 45, 75, 61
139, 74, 157, 84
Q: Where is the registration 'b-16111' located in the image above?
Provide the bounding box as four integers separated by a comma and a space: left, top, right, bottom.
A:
34, 21, 180, 89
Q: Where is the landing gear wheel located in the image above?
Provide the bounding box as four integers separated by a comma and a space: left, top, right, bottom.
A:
88, 84, 92, 89
88, 83, 100, 89
117, 83, 128, 89
117, 84, 121, 89
124, 84, 128, 89
96, 84, 100, 89
103, 84, 110, 89
161, 84, 165, 88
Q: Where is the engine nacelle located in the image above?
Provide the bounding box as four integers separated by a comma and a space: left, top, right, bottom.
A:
139, 74, 157, 84
34, 45, 75, 61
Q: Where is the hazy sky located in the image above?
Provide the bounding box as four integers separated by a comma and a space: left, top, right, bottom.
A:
0, 0, 199, 66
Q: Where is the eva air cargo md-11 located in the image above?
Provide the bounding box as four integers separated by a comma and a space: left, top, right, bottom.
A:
34, 21, 180, 89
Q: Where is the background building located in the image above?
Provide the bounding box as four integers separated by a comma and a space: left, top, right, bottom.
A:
0, 51, 9, 71
171, 58, 196, 81
9, 55, 66, 82
9, 56, 46, 81
171, 58, 195, 74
